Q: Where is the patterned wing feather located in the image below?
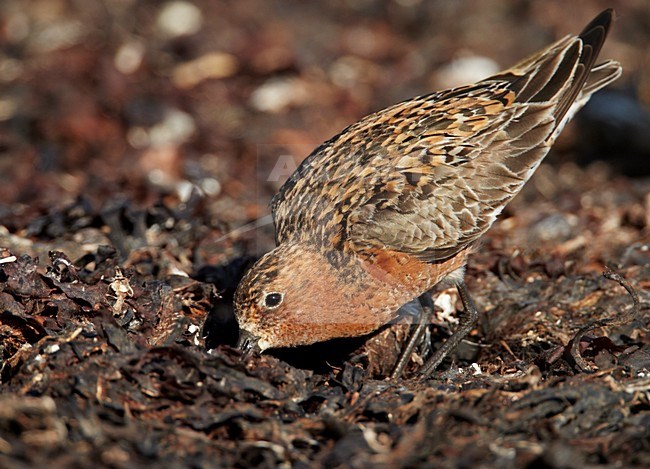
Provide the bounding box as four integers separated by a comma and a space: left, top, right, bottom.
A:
271, 10, 621, 262
347, 9, 621, 261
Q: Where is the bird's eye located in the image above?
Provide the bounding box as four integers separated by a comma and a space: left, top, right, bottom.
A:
264, 292, 283, 308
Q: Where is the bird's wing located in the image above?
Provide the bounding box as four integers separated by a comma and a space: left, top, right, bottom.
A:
347, 9, 621, 261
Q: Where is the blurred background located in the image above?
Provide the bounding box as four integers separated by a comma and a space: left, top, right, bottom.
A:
1, 4, 648, 465
0, 0, 648, 265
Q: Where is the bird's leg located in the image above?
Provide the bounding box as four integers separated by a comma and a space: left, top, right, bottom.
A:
418, 280, 479, 379
390, 291, 434, 379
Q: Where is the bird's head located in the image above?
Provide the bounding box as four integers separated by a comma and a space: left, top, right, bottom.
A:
233, 242, 399, 353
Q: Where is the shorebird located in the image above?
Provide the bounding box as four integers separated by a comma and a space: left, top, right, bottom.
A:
233, 9, 621, 378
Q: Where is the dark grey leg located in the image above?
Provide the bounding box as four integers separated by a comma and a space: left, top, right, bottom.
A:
390, 292, 434, 379
418, 280, 479, 379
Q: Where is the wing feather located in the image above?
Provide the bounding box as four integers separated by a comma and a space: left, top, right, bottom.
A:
271, 11, 621, 262
347, 10, 621, 261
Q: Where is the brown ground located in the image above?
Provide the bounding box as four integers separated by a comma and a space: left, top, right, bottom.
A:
0, 1, 649, 467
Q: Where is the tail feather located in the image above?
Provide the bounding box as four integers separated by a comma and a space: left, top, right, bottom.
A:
498, 9, 622, 144
580, 60, 622, 97
494, 10, 619, 114
547, 59, 622, 143
552, 9, 617, 126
